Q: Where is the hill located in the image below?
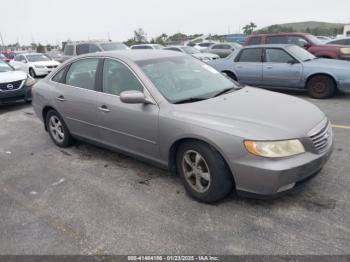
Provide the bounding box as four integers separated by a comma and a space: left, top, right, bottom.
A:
257, 21, 346, 36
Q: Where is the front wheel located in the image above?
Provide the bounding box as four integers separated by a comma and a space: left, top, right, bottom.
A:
176, 141, 234, 203
307, 75, 335, 99
29, 68, 36, 78
45, 110, 74, 147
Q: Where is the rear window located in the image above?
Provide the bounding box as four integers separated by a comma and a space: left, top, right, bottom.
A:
237, 48, 262, 62
76, 44, 90, 55
131, 45, 152, 50
248, 36, 262, 45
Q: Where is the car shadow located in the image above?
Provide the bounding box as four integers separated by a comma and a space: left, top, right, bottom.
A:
0, 102, 31, 115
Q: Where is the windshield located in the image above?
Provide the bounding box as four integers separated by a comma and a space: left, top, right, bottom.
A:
0, 60, 13, 72
137, 56, 236, 103
26, 54, 51, 62
306, 34, 324, 45
100, 42, 129, 51
181, 46, 200, 54
287, 45, 316, 61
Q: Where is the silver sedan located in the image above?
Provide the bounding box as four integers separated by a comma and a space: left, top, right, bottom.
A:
32, 51, 333, 203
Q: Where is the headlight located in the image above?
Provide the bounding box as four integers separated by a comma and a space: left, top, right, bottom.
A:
34, 65, 45, 68
340, 48, 350, 55
244, 139, 305, 158
25, 75, 36, 87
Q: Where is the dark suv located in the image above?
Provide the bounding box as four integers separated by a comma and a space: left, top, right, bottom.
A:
245, 33, 350, 60
61, 41, 129, 62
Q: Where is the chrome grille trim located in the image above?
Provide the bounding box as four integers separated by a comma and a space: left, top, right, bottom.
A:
309, 121, 332, 153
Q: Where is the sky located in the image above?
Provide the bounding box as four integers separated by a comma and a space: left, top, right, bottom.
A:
1, 0, 350, 45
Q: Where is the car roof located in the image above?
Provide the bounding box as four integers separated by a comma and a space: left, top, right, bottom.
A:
248, 32, 309, 37
78, 50, 186, 62
241, 44, 294, 48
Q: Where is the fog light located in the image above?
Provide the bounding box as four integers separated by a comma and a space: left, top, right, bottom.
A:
277, 183, 296, 193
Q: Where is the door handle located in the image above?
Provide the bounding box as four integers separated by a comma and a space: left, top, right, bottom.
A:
266, 66, 273, 69
98, 105, 110, 113
56, 95, 65, 102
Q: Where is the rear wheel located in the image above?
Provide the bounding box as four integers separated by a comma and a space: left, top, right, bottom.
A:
176, 141, 234, 203
307, 75, 335, 99
45, 110, 73, 147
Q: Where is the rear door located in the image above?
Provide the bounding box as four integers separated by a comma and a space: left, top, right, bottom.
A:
234, 48, 263, 85
262, 48, 303, 87
53, 58, 102, 141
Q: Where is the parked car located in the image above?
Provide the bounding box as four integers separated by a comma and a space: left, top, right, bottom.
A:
61, 41, 129, 62
0, 59, 35, 104
163, 46, 219, 62
193, 42, 217, 51
203, 42, 242, 58
10, 53, 61, 78
245, 33, 350, 60
326, 37, 350, 46
208, 44, 350, 99
46, 51, 64, 61
32, 50, 333, 202
1, 51, 15, 63
0, 54, 6, 62
316, 36, 332, 42
131, 44, 164, 50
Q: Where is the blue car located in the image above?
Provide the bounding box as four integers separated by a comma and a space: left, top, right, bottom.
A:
208, 44, 350, 98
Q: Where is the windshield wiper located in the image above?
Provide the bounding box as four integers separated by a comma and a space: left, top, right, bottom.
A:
213, 87, 237, 97
173, 97, 208, 104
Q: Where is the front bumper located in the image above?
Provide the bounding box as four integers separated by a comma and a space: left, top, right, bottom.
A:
229, 121, 333, 198
0, 85, 32, 104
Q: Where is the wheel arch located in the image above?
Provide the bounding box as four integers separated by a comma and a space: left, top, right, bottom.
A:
305, 73, 338, 90
168, 137, 235, 181
222, 70, 238, 81
42, 105, 59, 131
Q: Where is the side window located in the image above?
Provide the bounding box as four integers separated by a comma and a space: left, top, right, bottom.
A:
265, 49, 294, 63
64, 45, 74, 56
211, 44, 222, 49
76, 44, 90, 55
52, 68, 66, 83
267, 36, 287, 44
237, 49, 262, 62
330, 39, 346, 45
248, 36, 262, 45
102, 59, 143, 96
65, 59, 98, 90
89, 44, 101, 53
222, 45, 232, 50
287, 36, 309, 47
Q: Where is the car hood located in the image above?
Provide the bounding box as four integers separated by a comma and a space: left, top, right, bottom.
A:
30, 61, 60, 66
172, 87, 325, 140
0, 70, 27, 83
192, 53, 219, 59
304, 58, 350, 69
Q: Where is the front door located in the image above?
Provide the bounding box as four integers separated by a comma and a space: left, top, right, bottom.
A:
262, 48, 303, 87
96, 58, 160, 161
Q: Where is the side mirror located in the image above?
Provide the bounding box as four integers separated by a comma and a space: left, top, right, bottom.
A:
303, 43, 311, 49
21, 60, 27, 63
287, 60, 298, 65
120, 90, 154, 104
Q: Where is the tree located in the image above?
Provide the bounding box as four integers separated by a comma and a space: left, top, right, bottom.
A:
243, 22, 257, 35
133, 28, 148, 43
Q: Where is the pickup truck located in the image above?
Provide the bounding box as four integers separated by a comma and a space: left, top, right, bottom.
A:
245, 33, 350, 60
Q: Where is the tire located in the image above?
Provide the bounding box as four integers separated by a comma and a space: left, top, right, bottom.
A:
176, 141, 234, 203
307, 75, 335, 99
223, 71, 237, 81
29, 68, 36, 78
45, 110, 74, 147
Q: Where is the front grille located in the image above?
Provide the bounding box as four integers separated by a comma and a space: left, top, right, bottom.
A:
0, 80, 24, 91
46, 65, 58, 69
310, 121, 331, 153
